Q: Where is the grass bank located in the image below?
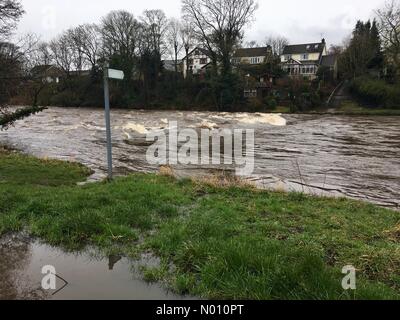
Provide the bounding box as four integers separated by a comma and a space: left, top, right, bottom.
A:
0, 148, 399, 300
331, 101, 400, 116
266, 104, 400, 116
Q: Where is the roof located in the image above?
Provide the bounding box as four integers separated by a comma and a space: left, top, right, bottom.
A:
200, 62, 212, 69
31, 65, 53, 73
163, 60, 175, 71
70, 70, 91, 76
196, 48, 212, 57
30, 65, 63, 77
321, 54, 337, 67
233, 47, 271, 58
182, 47, 212, 60
283, 42, 325, 55
163, 60, 182, 71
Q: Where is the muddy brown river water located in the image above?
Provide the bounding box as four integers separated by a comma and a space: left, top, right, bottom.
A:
0, 107, 399, 208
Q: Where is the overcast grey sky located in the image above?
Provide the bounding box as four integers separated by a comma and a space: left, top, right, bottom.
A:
17, 0, 385, 46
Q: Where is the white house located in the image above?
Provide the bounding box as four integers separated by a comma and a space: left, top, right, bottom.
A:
280, 39, 330, 80
182, 47, 212, 79
30, 65, 63, 83
232, 47, 273, 65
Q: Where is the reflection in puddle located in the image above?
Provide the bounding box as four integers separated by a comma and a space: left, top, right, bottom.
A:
0, 234, 193, 300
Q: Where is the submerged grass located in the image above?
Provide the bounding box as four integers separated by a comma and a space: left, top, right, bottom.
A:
0, 148, 399, 300
332, 101, 400, 116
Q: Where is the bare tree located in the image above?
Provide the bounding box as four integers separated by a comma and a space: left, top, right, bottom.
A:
0, 34, 47, 129
0, 0, 24, 109
376, 0, 400, 74
141, 9, 168, 56
101, 10, 141, 81
77, 24, 102, 71
11, 34, 51, 83
0, 2, 49, 129
167, 18, 182, 73
67, 24, 101, 72
21, 36, 56, 107
245, 40, 259, 48
49, 33, 75, 77
67, 28, 86, 73
36, 42, 52, 66
182, 0, 258, 75
180, 21, 195, 73
329, 45, 344, 55
0, 0, 24, 40
264, 35, 289, 56
0, 42, 23, 107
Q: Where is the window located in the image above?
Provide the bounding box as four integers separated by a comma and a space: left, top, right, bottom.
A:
188, 59, 194, 65
244, 89, 257, 98
200, 58, 207, 64
285, 55, 292, 61
250, 57, 260, 64
302, 54, 309, 60
194, 50, 200, 55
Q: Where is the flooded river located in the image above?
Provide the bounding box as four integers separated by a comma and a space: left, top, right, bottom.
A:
0, 107, 399, 209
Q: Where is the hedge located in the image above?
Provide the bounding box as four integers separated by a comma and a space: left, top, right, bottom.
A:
350, 77, 400, 108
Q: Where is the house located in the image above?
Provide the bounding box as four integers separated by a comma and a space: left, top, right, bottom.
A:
182, 46, 274, 79
233, 46, 274, 98
232, 46, 273, 65
30, 65, 64, 83
182, 47, 212, 78
162, 60, 183, 73
70, 70, 92, 77
280, 39, 332, 80
320, 54, 338, 80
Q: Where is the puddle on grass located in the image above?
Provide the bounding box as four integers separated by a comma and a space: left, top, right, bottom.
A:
0, 234, 193, 300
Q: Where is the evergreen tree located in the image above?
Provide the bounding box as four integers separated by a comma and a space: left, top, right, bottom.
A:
339, 20, 383, 78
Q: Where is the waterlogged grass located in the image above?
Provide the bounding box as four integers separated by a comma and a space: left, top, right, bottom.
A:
0, 149, 399, 300
334, 102, 400, 116
0, 149, 92, 186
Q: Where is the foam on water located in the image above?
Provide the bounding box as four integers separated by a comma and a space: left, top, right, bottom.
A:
199, 120, 219, 129
237, 113, 287, 126
122, 123, 149, 134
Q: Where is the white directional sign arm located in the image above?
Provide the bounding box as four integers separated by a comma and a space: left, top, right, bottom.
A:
108, 69, 125, 80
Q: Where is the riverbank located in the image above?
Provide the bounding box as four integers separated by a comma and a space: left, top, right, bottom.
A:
6, 104, 400, 117
330, 102, 400, 116
1, 148, 399, 299
271, 104, 400, 116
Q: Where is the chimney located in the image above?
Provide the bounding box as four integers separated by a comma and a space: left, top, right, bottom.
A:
322, 38, 326, 44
